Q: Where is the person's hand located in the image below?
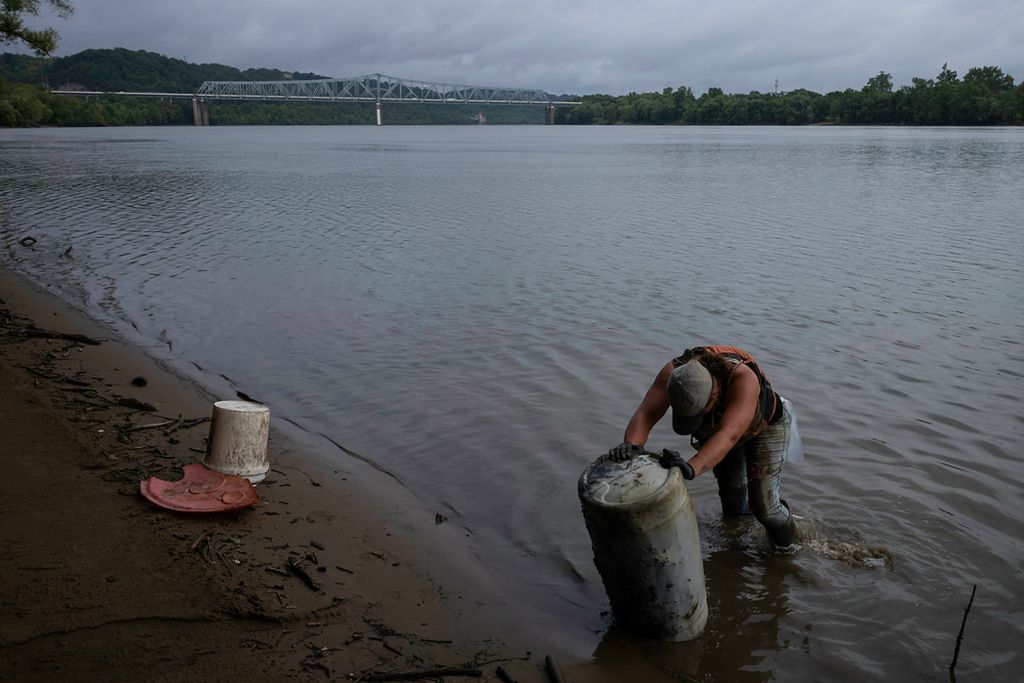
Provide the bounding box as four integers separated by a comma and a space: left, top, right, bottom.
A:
608, 441, 642, 462
660, 448, 695, 480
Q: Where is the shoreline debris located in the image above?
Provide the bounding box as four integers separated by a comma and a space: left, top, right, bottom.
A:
362, 669, 483, 681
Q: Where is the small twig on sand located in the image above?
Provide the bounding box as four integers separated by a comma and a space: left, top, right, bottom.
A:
474, 654, 532, 668
60, 386, 102, 396
287, 558, 322, 592
177, 416, 211, 429
363, 669, 483, 681
495, 665, 519, 683
311, 596, 345, 613
949, 584, 977, 675
190, 533, 210, 552
122, 418, 181, 433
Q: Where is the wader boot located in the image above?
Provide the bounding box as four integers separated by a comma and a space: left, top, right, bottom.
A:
768, 500, 799, 548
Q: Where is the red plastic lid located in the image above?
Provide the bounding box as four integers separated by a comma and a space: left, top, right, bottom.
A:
140, 463, 261, 513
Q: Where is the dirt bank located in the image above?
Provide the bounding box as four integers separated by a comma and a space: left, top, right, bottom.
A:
0, 267, 560, 682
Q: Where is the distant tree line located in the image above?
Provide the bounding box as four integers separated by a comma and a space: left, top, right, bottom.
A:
557, 65, 1023, 126
1, 48, 1021, 127
203, 100, 541, 126
0, 82, 544, 127
0, 80, 189, 125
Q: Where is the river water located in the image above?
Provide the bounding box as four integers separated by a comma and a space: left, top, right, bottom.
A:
2, 125, 1022, 681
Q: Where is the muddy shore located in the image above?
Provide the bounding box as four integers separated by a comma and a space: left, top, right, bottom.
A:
0, 267, 584, 682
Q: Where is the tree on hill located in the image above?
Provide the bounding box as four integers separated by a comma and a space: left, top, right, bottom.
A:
863, 71, 893, 93
1, 0, 72, 55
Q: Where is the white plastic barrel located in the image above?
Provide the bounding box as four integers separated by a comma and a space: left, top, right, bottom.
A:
578, 453, 708, 640
203, 400, 270, 483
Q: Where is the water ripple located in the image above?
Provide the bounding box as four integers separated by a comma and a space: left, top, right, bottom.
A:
2, 125, 1022, 680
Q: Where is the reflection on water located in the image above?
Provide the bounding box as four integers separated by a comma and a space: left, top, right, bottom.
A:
585, 532, 799, 683
2, 125, 1022, 681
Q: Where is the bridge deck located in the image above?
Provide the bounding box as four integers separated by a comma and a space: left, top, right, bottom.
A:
50, 74, 580, 107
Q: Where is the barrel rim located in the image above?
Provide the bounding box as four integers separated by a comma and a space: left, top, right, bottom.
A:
578, 454, 683, 509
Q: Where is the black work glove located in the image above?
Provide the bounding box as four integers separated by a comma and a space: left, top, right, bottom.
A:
660, 448, 695, 480
608, 441, 643, 462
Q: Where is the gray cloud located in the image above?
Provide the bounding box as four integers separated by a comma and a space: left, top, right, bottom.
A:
17, 0, 1024, 95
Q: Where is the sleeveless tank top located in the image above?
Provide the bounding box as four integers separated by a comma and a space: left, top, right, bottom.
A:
671, 345, 780, 447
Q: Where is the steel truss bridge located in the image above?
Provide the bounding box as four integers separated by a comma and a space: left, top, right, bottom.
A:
51, 73, 580, 125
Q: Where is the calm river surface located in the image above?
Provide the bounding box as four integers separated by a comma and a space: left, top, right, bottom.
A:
2, 125, 1022, 681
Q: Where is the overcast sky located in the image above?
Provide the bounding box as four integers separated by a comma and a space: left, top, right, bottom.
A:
15, 0, 1024, 95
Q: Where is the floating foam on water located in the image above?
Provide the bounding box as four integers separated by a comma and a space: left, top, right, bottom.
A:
797, 517, 895, 569
698, 513, 895, 569
803, 538, 895, 570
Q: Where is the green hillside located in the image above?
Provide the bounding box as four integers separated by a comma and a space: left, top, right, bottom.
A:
0, 47, 330, 91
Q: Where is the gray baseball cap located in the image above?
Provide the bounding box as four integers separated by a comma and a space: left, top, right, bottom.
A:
667, 360, 713, 435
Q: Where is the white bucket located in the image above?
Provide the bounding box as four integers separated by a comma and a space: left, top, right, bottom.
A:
578, 453, 708, 640
203, 400, 270, 484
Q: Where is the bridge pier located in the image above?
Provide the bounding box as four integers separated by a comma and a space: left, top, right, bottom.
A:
545, 104, 556, 125
192, 97, 209, 126
376, 101, 383, 126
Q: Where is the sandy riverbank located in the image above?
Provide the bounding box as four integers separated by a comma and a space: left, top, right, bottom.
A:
0, 267, 578, 682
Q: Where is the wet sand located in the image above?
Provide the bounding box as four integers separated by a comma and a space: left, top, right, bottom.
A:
0, 267, 558, 682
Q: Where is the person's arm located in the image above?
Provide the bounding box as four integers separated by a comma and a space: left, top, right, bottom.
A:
686, 364, 759, 477
622, 361, 674, 447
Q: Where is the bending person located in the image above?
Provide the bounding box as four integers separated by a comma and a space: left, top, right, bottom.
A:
609, 345, 800, 549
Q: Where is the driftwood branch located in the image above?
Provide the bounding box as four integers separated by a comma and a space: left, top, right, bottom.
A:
949, 583, 977, 674
116, 397, 157, 412
363, 669, 483, 681
23, 327, 102, 345
23, 366, 59, 380
122, 418, 180, 433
